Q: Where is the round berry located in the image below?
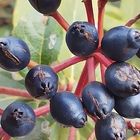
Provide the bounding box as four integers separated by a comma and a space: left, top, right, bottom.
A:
105, 62, 140, 97
1, 101, 36, 137
0, 36, 30, 71
25, 65, 58, 99
82, 81, 114, 119
50, 91, 87, 128
115, 93, 140, 118
101, 26, 140, 61
28, 0, 61, 15
66, 21, 99, 56
95, 112, 127, 140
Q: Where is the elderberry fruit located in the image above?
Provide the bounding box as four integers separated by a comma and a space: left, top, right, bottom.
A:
95, 112, 127, 140
101, 26, 140, 61
25, 65, 58, 99
50, 91, 87, 128
105, 62, 140, 97
82, 81, 114, 119
66, 21, 98, 56
136, 49, 140, 58
1, 101, 36, 137
28, 0, 61, 15
0, 36, 30, 71
115, 93, 140, 118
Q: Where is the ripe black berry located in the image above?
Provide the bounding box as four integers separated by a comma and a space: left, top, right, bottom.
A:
28, 0, 61, 15
105, 62, 140, 97
25, 65, 58, 99
1, 101, 36, 137
95, 112, 127, 140
50, 91, 87, 128
101, 26, 140, 61
115, 93, 140, 118
0, 36, 30, 71
82, 81, 114, 119
66, 21, 99, 56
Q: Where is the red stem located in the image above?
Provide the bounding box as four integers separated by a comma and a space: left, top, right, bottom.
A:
100, 63, 106, 84
75, 59, 99, 97
52, 56, 88, 73
51, 11, 70, 31
94, 52, 112, 67
88, 130, 95, 140
75, 63, 88, 97
68, 127, 76, 140
2, 134, 10, 140
98, 0, 108, 46
87, 57, 95, 82
127, 121, 140, 134
0, 87, 32, 98
83, 0, 95, 24
125, 13, 140, 27
34, 105, 50, 117
0, 108, 3, 115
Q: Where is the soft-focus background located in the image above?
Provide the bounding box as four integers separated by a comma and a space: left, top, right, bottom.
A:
0, 0, 140, 140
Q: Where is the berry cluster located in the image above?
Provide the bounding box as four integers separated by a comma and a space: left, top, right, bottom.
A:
0, 0, 140, 140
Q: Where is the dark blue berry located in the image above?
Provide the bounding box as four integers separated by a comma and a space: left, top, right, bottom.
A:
115, 93, 140, 118
101, 26, 140, 61
25, 65, 58, 99
0, 36, 30, 71
50, 91, 87, 128
1, 101, 36, 137
82, 81, 114, 119
105, 62, 140, 97
66, 21, 99, 56
28, 0, 61, 15
95, 112, 127, 140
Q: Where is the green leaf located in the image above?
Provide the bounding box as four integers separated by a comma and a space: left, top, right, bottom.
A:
12, 0, 64, 77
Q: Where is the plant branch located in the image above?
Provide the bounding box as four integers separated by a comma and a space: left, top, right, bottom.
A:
27, 60, 38, 69
127, 121, 140, 135
87, 57, 95, 82
88, 130, 95, 140
100, 63, 106, 83
125, 13, 140, 27
51, 11, 70, 31
94, 52, 112, 67
68, 127, 76, 140
52, 56, 88, 73
98, 0, 108, 46
83, 0, 95, 24
34, 105, 50, 117
0, 87, 32, 98
0, 108, 3, 115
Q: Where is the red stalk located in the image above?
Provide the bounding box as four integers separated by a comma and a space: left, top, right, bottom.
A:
83, 0, 95, 24
87, 57, 95, 82
52, 56, 88, 73
28, 60, 38, 69
34, 105, 50, 117
0, 87, 32, 98
75, 63, 88, 97
98, 0, 108, 46
68, 127, 76, 140
125, 13, 140, 27
1, 134, 10, 140
0, 108, 3, 115
75, 59, 99, 97
88, 130, 95, 140
94, 52, 112, 67
51, 11, 70, 31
